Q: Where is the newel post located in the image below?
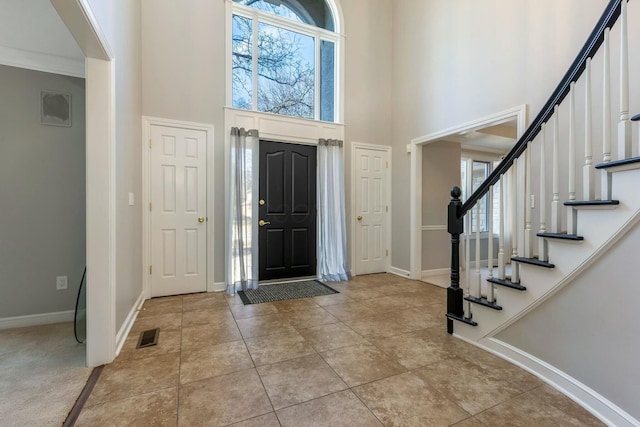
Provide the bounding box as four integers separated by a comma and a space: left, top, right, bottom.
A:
447, 186, 464, 334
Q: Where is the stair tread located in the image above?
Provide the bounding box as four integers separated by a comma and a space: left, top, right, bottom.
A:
464, 296, 503, 310
511, 256, 555, 268
446, 313, 478, 326
487, 277, 527, 291
537, 232, 584, 241
564, 199, 619, 206
595, 156, 640, 169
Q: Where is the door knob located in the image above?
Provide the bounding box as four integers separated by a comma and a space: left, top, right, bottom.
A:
198, 217, 205, 223
357, 216, 363, 221
259, 220, 271, 227
259, 199, 265, 206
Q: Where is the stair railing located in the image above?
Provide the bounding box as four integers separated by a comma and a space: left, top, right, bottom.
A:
447, 0, 634, 333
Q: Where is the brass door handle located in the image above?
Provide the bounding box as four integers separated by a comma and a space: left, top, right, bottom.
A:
198, 217, 205, 223
259, 220, 271, 227
357, 216, 363, 221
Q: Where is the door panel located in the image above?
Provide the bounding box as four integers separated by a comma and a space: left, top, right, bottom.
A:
151, 125, 207, 297
259, 141, 317, 280
355, 147, 389, 275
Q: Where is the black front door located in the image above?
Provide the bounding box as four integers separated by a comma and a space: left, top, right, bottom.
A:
259, 141, 317, 280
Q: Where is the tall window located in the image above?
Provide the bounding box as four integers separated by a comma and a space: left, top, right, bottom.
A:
461, 158, 501, 234
230, 0, 339, 122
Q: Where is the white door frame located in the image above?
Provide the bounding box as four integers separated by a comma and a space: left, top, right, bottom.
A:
142, 117, 215, 298
408, 105, 528, 280
51, 0, 115, 367
350, 142, 392, 276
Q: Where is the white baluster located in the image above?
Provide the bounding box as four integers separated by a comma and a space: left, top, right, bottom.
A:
551, 106, 561, 233
464, 213, 471, 318
539, 124, 548, 262
568, 83, 577, 235
487, 186, 494, 302
618, 0, 631, 159
584, 57, 594, 201
602, 28, 612, 199
498, 175, 506, 281
510, 162, 520, 283
475, 203, 481, 299
524, 146, 532, 258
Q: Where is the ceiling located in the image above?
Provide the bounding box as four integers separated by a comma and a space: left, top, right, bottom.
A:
0, 0, 84, 75
443, 119, 518, 154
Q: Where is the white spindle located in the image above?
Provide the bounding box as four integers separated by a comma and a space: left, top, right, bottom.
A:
551, 106, 561, 233
584, 57, 594, 200
498, 175, 506, 280
618, 0, 631, 159
464, 213, 471, 318
602, 27, 612, 199
568, 83, 577, 235
510, 163, 520, 283
524, 146, 532, 258
539, 124, 548, 261
487, 187, 495, 302
475, 203, 481, 298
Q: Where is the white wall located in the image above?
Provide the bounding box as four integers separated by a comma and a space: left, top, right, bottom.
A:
497, 221, 640, 421
140, 0, 393, 281
0, 65, 85, 318
86, 0, 143, 330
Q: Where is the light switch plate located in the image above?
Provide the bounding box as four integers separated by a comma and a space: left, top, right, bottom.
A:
128, 192, 135, 206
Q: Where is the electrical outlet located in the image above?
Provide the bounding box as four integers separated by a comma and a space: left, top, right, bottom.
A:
56, 276, 68, 290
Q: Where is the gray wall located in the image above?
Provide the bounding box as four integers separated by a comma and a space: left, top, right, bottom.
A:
86, 0, 143, 331
0, 65, 85, 318
497, 222, 640, 421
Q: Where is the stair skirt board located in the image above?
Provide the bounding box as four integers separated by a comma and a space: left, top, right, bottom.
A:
459, 336, 640, 427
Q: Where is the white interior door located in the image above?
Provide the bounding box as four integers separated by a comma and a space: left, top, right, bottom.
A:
150, 125, 207, 297
354, 146, 390, 275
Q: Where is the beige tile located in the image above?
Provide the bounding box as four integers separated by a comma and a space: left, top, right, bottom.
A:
131, 312, 182, 334
138, 296, 183, 318
323, 302, 379, 322
257, 354, 348, 410
231, 302, 280, 319
182, 296, 229, 313
361, 296, 412, 313
474, 388, 596, 427
245, 331, 316, 366
178, 369, 272, 426
527, 385, 606, 426
310, 293, 353, 306
345, 313, 413, 339
451, 417, 487, 427
86, 353, 180, 406
391, 306, 443, 331
298, 322, 369, 352
340, 287, 388, 300
76, 388, 177, 427
276, 390, 382, 427
320, 343, 406, 387
182, 308, 235, 328
236, 314, 297, 339
271, 298, 320, 313
229, 412, 281, 427
413, 356, 525, 415
183, 291, 226, 302
371, 328, 464, 370
354, 372, 469, 426
181, 323, 242, 350
180, 340, 254, 384
118, 329, 181, 361
282, 307, 340, 329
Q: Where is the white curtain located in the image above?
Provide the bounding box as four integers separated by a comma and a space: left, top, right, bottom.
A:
226, 128, 259, 294
318, 138, 350, 282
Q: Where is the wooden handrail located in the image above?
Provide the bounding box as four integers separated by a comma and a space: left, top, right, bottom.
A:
459, 0, 626, 217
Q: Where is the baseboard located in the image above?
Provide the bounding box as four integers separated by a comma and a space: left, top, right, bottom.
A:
208, 281, 226, 292
0, 310, 75, 330
115, 291, 145, 357
388, 266, 411, 278
466, 336, 639, 427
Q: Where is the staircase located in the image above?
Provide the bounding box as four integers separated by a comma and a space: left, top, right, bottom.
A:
445, 1, 640, 425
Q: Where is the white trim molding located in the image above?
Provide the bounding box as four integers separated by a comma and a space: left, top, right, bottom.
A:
142, 117, 215, 299
409, 105, 528, 282
0, 311, 75, 330
0, 46, 85, 78
115, 291, 145, 356
388, 266, 411, 278
422, 225, 447, 231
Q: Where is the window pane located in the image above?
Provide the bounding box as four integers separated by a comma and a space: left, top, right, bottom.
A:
320, 40, 334, 121
258, 22, 315, 119
234, 0, 334, 31
232, 15, 253, 110
471, 161, 490, 232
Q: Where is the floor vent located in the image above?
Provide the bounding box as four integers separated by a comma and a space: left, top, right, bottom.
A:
136, 328, 159, 349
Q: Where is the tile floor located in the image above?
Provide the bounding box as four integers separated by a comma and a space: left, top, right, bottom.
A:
76, 273, 604, 426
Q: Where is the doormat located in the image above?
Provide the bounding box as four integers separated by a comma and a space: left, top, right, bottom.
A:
238, 280, 339, 305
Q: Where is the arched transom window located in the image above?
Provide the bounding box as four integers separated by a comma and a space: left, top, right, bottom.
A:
229, 0, 340, 122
